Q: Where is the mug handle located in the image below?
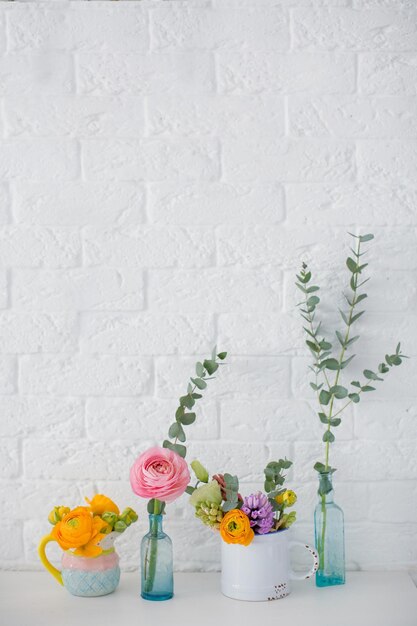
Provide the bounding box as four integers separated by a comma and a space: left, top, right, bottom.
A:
38, 534, 63, 586
289, 540, 319, 581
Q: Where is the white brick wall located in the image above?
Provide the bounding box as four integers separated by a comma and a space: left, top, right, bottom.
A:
0, 0, 416, 578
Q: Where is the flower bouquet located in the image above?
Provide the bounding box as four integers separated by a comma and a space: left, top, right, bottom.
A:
188, 459, 318, 601
189, 458, 297, 544
38, 494, 138, 597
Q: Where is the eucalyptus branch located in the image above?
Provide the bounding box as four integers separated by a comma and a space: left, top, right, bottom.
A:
296, 233, 408, 477
162, 346, 227, 459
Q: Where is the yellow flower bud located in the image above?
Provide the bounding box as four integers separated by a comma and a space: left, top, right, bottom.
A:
275, 490, 297, 508
48, 506, 70, 525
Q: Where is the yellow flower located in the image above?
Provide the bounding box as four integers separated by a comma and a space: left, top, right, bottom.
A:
73, 516, 110, 558
85, 494, 120, 516
51, 507, 109, 557
48, 506, 70, 525
220, 509, 254, 547
275, 490, 297, 507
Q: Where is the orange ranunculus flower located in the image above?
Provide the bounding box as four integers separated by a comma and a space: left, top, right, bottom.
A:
51, 507, 109, 557
73, 516, 109, 558
85, 494, 120, 516
220, 509, 254, 547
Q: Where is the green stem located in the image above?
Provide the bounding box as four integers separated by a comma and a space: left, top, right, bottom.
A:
320, 239, 361, 573
144, 499, 160, 594
324, 238, 361, 470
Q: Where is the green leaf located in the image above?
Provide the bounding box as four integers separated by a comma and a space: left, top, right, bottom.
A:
175, 405, 185, 420
351, 311, 365, 324
361, 385, 376, 392
340, 354, 355, 369
168, 422, 181, 438
180, 395, 195, 409
321, 358, 340, 371
306, 286, 320, 293
320, 340, 332, 350
295, 283, 307, 293
191, 377, 207, 390
378, 363, 389, 374
178, 412, 196, 425
264, 480, 275, 493
317, 473, 333, 495
319, 389, 331, 405
329, 418, 341, 427
222, 500, 238, 512
203, 359, 219, 375
217, 352, 227, 360
163, 440, 187, 458
390, 355, 402, 366
339, 309, 349, 325
329, 385, 348, 399
346, 257, 358, 273
306, 340, 320, 353
211, 345, 217, 360
185, 486, 196, 495
359, 233, 374, 243
307, 295, 320, 308
323, 431, 335, 443
363, 369, 383, 381
345, 335, 359, 347
310, 382, 323, 391
147, 499, 164, 514
348, 392, 360, 403
335, 330, 345, 346
385, 354, 393, 366
396, 342, 401, 354
195, 362, 205, 377
192, 393, 202, 399
314, 462, 327, 473
351, 381, 361, 388
319, 412, 328, 424
187, 382, 193, 394
355, 293, 367, 304
176, 424, 186, 442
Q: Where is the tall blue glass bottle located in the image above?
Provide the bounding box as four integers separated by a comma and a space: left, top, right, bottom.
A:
141, 514, 173, 601
314, 472, 345, 587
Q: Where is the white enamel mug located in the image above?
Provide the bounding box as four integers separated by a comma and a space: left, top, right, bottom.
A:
221, 528, 319, 601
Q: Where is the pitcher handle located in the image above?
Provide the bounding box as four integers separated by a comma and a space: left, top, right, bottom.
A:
289, 540, 319, 581
38, 534, 63, 586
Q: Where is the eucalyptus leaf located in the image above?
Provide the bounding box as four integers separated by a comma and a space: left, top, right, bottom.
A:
348, 392, 360, 403
195, 362, 205, 377
168, 422, 181, 438
203, 359, 219, 375
363, 369, 383, 381
340, 354, 355, 369
329, 385, 348, 399
323, 431, 335, 443
319, 389, 331, 405
346, 257, 358, 273
359, 233, 374, 242
321, 358, 340, 371
191, 377, 207, 390
179, 412, 196, 425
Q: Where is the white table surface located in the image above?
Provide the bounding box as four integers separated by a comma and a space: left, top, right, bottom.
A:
1, 571, 416, 626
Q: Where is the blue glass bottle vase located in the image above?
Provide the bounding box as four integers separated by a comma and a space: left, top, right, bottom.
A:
141, 514, 173, 601
314, 471, 345, 587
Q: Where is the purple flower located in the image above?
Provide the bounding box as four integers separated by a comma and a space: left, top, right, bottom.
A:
241, 492, 275, 535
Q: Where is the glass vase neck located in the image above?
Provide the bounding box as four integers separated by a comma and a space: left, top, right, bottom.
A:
148, 514, 164, 535
317, 472, 334, 503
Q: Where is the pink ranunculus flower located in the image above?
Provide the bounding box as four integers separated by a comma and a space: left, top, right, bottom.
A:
130, 446, 190, 504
